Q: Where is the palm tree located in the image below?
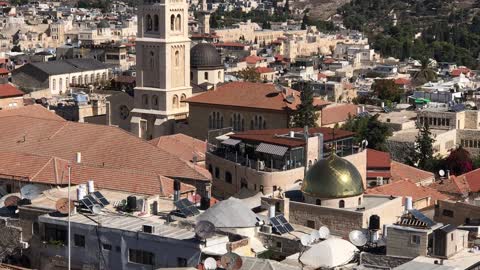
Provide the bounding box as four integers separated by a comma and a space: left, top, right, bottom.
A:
412, 58, 438, 86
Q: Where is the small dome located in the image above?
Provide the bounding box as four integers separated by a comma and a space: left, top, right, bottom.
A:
190, 43, 222, 68
97, 20, 110, 28
301, 154, 364, 198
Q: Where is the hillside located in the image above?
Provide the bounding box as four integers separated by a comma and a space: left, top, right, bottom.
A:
292, 0, 351, 20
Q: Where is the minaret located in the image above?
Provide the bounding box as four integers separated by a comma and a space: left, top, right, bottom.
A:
130, 0, 192, 139
197, 0, 210, 35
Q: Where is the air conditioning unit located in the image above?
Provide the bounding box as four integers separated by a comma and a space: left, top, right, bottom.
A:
376, 177, 384, 186
142, 224, 155, 234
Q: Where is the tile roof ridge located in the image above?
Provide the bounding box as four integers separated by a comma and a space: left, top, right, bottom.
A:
47, 121, 69, 140
30, 156, 56, 182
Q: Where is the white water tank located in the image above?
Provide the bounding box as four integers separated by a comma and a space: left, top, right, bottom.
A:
405, 196, 413, 211
77, 185, 87, 201
269, 205, 276, 219
87, 180, 95, 194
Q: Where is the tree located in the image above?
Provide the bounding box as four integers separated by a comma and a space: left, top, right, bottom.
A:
371, 79, 402, 103
412, 58, 438, 86
236, 67, 260, 82
11, 45, 21, 52
445, 146, 473, 175
405, 122, 436, 171
301, 14, 308, 30
342, 114, 392, 151
291, 83, 318, 128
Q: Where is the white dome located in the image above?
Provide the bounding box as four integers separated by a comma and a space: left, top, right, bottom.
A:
300, 238, 358, 268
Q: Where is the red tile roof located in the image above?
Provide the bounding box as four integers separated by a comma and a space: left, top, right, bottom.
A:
451, 67, 472, 77
394, 78, 411, 86
367, 149, 391, 169
321, 104, 358, 125
256, 67, 274, 74
365, 179, 450, 207
244, 55, 265, 64
323, 58, 335, 64
0, 113, 210, 183
149, 133, 207, 163
230, 127, 355, 148
185, 81, 329, 111
367, 171, 392, 179
318, 73, 327, 79
390, 161, 434, 185
456, 168, 480, 193
0, 104, 63, 121
429, 176, 470, 197
0, 83, 24, 98
0, 68, 9, 74
0, 151, 195, 196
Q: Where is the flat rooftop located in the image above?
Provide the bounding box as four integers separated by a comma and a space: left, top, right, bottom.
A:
408, 248, 480, 269
377, 110, 417, 124
388, 129, 450, 143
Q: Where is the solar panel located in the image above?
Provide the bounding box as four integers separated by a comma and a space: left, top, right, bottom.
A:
92, 191, 110, 206
270, 214, 294, 235
409, 209, 436, 227
80, 197, 95, 212
174, 198, 200, 217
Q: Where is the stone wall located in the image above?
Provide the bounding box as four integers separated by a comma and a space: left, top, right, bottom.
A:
386, 226, 429, 258
434, 200, 480, 226
0, 218, 23, 261
257, 231, 302, 257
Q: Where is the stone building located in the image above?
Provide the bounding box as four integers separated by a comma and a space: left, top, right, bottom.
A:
190, 42, 224, 91
0, 83, 24, 109
129, 0, 192, 139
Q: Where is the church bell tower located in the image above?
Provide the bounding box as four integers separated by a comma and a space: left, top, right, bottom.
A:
130, 0, 192, 139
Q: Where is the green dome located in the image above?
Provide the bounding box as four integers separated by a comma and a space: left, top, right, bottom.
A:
301, 154, 364, 199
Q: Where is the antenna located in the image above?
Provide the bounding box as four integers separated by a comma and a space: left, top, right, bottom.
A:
439, 169, 445, 177
204, 257, 217, 270
56, 198, 75, 215
20, 184, 43, 200
300, 234, 311, 246
220, 252, 243, 270
349, 230, 368, 247
195, 220, 216, 240
318, 226, 330, 239
92, 204, 102, 215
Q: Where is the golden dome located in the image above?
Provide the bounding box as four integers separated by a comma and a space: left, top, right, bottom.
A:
301, 154, 364, 198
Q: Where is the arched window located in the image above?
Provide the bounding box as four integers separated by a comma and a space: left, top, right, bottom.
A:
180, 94, 187, 107
152, 95, 159, 108
96, 73, 100, 82
153, 15, 159, 31
102, 72, 107, 81
175, 14, 181, 31
170, 15, 175, 31
146, 14, 153, 31
209, 115, 213, 129
175, 50, 180, 66
149, 51, 155, 69
250, 120, 254, 130
72, 76, 76, 85
84, 74, 88, 84
78, 75, 83, 85
204, 72, 208, 80
241, 118, 245, 131
358, 197, 362, 206
90, 74, 94, 83
218, 71, 221, 79
190, 71, 193, 81
215, 167, 220, 178
142, 94, 149, 106
225, 171, 232, 183
316, 199, 321, 205
59, 78, 63, 91
173, 95, 179, 108
52, 79, 56, 91
339, 200, 345, 208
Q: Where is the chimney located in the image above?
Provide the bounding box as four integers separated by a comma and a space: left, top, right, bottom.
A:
317, 133, 324, 159
173, 180, 181, 202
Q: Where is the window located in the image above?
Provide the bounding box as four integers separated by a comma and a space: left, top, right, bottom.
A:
358, 197, 362, 205
276, 241, 282, 248
443, 209, 454, 217
172, 95, 179, 108
59, 78, 63, 91
32, 222, 39, 235
170, 15, 175, 31
149, 51, 155, 69
129, 249, 155, 265
273, 185, 277, 191
175, 14, 181, 31
218, 71, 221, 79
146, 15, 153, 31
316, 199, 321, 205
339, 200, 345, 208
6, 184, 12, 193
142, 94, 149, 106
175, 50, 180, 66
52, 79, 56, 91
180, 94, 186, 107
215, 167, 220, 178
259, 185, 264, 193
204, 72, 208, 80
102, 243, 112, 250
152, 95, 159, 108
307, 220, 315, 229
225, 171, 232, 183
177, 257, 187, 267
45, 224, 67, 244
411, 235, 420, 245
84, 75, 88, 84
451, 233, 454, 241
74, 234, 85, 247
153, 15, 159, 31
208, 165, 212, 173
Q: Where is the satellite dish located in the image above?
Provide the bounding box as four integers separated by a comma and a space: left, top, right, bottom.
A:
220, 252, 243, 270
92, 204, 102, 215
319, 226, 330, 239
21, 184, 43, 200
195, 220, 216, 240
349, 230, 368, 247
204, 257, 217, 270
4, 195, 21, 207
310, 230, 320, 242
439, 169, 446, 177
300, 234, 310, 246
55, 198, 74, 215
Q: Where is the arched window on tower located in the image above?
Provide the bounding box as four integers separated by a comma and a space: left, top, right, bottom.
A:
175, 50, 180, 66
153, 15, 159, 31
175, 14, 181, 31
146, 15, 153, 31
142, 94, 149, 107
149, 51, 155, 69
180, 94, 187, 107
173, 95, 179, 109
170, 15, 175, 31
152, 95, 159, 109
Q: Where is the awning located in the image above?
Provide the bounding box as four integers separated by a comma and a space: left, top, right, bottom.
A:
255, 143, 288, 157
221, 138, 241, 146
